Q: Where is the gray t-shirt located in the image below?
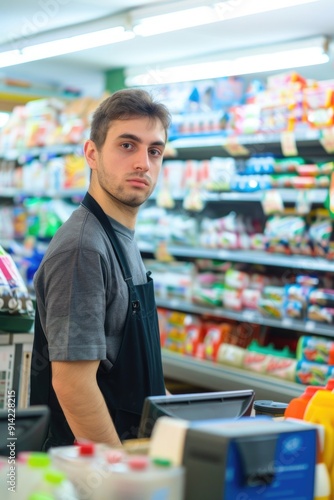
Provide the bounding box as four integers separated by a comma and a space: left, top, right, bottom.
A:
34, 204, 147, 364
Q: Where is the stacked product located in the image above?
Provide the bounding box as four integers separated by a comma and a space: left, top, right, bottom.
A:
296, 336, 334, 385
227, 73, 334, 135
150, 256, 334, 327
0, 96, 103, 152
158, 156, 333, 197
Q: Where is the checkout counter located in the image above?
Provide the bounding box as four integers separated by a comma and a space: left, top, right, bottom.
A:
139, 390, 318, 500
0, 390, 323, 499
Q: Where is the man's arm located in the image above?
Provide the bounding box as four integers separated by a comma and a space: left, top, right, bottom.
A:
51, 360, 122, 447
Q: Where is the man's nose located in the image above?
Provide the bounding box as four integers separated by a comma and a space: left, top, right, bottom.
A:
134, 149, 150, 170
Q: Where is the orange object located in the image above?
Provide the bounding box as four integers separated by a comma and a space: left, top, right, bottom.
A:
284, 386, 325, 419
326, 378, 334, 391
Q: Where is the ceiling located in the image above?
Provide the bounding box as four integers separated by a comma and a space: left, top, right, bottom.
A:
0, 0, 334, 96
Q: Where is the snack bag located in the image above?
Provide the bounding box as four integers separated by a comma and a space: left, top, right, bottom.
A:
0, 245, 34, 315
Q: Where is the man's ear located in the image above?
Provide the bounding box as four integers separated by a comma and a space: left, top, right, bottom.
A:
84, 140, 98, 170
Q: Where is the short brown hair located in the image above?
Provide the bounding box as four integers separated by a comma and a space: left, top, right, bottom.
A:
90, 88, 172, 150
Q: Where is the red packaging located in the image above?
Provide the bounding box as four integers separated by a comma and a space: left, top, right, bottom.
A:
203, 323, 231, 361
184, 321, 205, 357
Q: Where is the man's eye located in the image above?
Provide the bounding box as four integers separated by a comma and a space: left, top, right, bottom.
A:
122, 142, 133, 149
150, 148, 162, 156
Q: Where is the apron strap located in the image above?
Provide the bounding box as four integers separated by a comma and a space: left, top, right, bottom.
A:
81, 192, 134, 285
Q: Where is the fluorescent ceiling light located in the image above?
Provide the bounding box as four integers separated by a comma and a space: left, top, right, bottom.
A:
0, 0, 321, 68
133, 0, 319, 37
133, 6, 216, 36
214, 0, 319, 22
0, 27, 134, 69
125, 41, 329, 86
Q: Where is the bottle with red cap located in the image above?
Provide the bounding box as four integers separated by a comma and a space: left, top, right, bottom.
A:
50, 442, 184, 500
49, 441, 108, 500
106, 454, 185, 500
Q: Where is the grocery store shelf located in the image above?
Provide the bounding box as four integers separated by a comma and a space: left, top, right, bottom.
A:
3, 187, 326, 204
202, 188, 327, 204
161, 349, 303, 403
0, 314, 34, 334
0, 84, 74, 109
169, 129, 328, 159
148, 188, 327, 204
156, 298, 334, 338
0, 144, 83, 161
139, 242, 334, 272
0, 188, 17, 198
0, 188, 86, 199
170, 129, 321, 148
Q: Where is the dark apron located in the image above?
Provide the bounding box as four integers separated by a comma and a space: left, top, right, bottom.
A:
30, 192, 166, 448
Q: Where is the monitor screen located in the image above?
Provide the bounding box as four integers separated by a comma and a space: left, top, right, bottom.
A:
0, 405, 50, 455
138, 389, 255, 438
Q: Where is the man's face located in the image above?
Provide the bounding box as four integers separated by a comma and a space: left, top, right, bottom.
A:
89, 116, 166, 208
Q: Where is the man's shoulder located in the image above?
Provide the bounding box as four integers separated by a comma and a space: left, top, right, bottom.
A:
45, 205, 108, 256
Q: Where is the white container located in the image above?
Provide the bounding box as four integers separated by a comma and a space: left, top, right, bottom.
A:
105, 455, 185, 500
314, 462, 330, 500
50, 444, 184, 500
1, 452, 77, 500
49, 443, 110, 500
31, 468, 78, 500
15, 452, 52, 499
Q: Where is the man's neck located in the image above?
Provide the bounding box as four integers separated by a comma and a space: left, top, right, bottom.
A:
87, 188, 138, 230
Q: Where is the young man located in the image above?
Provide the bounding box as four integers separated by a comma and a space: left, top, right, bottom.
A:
30, 89, 172, 449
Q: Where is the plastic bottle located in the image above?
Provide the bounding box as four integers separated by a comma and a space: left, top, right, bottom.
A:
253, 400, 288, 417
49, 442, 108, 500
284, 385, 325, 419
16, 452, 52, 499
314, 462, 331, 500
31, 469, 77, 500
106, 455, 185, 500
304, 390, 334, 478
326, 378, 334, 391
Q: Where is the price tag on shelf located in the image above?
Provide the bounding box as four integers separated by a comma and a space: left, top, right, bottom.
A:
282, 318, 293, 328
305, 321, 316, 332
280, 131, 298, 157
242, 310, 256, 322
223, 137, 250, 156
320, 127, 334, 153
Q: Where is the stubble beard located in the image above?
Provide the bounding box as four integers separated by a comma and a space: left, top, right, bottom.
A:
96, 161, 154, 208
102, 180, 153, 209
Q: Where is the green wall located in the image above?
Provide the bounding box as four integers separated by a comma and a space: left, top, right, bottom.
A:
105, 68, 126, 93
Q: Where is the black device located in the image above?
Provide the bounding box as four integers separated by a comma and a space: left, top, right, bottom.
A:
0, 405, 50, 455
138, 389, 255, 438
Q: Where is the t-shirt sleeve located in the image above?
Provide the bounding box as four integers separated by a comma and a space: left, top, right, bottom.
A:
37, 248, 108, 361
